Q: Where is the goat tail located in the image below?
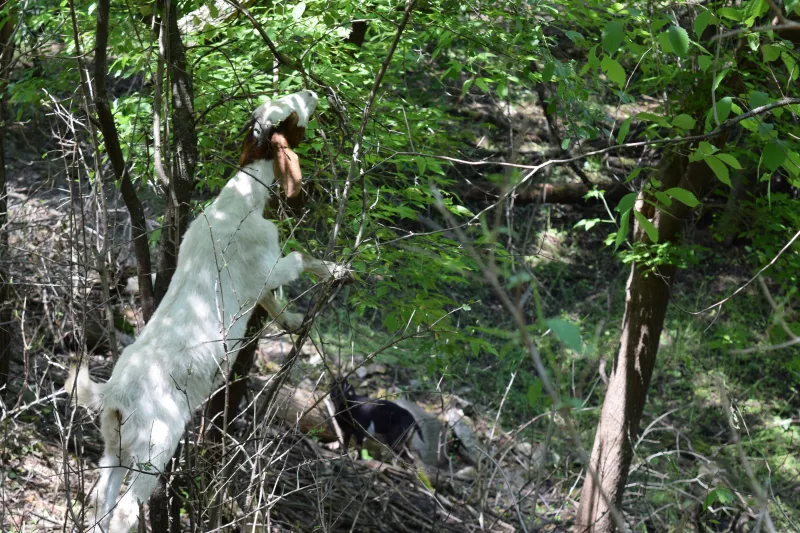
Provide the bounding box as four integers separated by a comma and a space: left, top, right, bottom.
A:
65, 364, 106, 410
413, 421, 425, 442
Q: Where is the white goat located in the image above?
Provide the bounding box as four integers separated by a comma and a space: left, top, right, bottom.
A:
66, 90, 338, 533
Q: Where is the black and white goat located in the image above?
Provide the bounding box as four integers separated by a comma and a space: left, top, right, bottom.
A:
65, 90, 342, 533
330, 379, 423, 460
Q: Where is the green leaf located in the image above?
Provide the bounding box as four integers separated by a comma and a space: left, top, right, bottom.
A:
565, 30, 586, 43
703, 487, 736, 511
717, 7, 742, 20
657, 32, 673, 54
672, 114, 696, 130
665, 187, 700, 207
461, 78, 473, 97
617, 117, 631, 144
706, 155, 731, 186
716, 487, 735, 504
545, 318, 584, 353
668, 26, 690, 58
689, 141, 717, 162
383, 313, 400, 331
763, 141, 786, 172
654, 190, 672, 207
637, 111, 668, 126
698, 56, 713, 72
475, 77, 490, 92
694, 10, 713, 37
748, 90, 769, 109
715, 153, 742, 169
743, 0, 769, 24
762, 44, 781, 62
782, 52, 799, 82
602, 21, 625, 55
601, 56, 626, 88
496, 80, 508, 98
292, 1, 306, 19
448, 204, 474, 217
527, 380, 543, 407
542, 62, 555, 82
617, 192, 637, 214
712, 69, 730, 92
634, 210, 659, 243
715, 97, 733, 122
782, 150, 800, 177
624, 167, 643, 184
615, 210, 630, 249
583, 45, 600, 74
703, 490, 718, 511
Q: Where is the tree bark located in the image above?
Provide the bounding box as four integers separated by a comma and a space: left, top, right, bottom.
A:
0, 0, 16, 395
153, 0, 198, 305
576, 148, 720, 532
147, 2, 199, 528
93, 0, 155, 322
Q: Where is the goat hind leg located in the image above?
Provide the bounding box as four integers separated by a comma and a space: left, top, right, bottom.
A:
87, 452, 126, 532
107, 468, 160, 533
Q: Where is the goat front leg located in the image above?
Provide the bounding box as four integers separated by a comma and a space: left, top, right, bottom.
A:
300, 255, 349, 282
258, 291, 305, 331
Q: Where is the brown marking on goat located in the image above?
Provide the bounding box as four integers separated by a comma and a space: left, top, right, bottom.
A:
276, 111, 307, 149
271, 131, 302, 198
238, 131, 274, 167
239, 111, 307, 167
237, 111, 307, 198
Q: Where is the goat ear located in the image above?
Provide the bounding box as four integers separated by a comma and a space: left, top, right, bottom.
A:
271, 131, 302, 198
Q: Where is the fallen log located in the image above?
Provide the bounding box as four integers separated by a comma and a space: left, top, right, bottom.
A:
459, 180, 629, 204
250, 376, 339, 441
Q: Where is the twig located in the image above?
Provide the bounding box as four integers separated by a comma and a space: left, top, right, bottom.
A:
682, 228, 800, 315
717, 377, 776, 532
326, 0, 418, 257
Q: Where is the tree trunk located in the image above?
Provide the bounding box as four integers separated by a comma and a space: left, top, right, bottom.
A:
148, 2, 199, 529
203, 306, 264, 443
153, 0, 198, 305
0, 0, 15, 395
576, 149, 720, 532
92, 0, 155, 321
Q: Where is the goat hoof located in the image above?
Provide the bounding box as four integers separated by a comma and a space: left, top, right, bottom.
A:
329, 263, 354, 285
281, 312, 305, 332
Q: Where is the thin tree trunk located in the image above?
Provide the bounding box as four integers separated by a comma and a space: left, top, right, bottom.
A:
204, 307, 264, 443
92, 0, 155, 321
0, 0, 16, 395
576, 149, 720, 532
153, 0, 197, 305
148, 2, 198, 529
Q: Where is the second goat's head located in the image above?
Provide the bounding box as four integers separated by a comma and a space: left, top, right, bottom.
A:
239, 90, 319, 198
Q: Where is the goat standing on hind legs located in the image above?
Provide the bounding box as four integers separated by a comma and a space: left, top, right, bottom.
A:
65, 90, 344, 533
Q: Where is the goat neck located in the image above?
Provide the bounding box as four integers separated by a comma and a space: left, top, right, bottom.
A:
214, 160, 275, 216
